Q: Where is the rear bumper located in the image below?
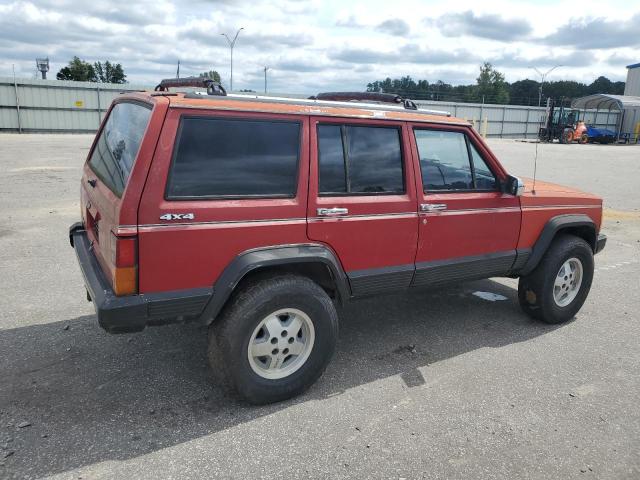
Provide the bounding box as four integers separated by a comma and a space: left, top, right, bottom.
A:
595, 233, 607, 254
69, 223, 212, 334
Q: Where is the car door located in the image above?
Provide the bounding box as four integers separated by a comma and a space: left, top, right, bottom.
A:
306, 117, 419, 296
408, 124, 522, 287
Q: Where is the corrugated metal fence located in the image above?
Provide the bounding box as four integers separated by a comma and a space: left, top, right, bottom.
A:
0, 77, 620, 137
0, 77, 148, 133
413, 99, 620, 138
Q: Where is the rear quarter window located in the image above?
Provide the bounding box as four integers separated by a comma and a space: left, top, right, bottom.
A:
88, 102, 152, 197
166, 117, 301, 199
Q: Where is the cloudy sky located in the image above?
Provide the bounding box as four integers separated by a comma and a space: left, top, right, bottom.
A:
1, 0, 638, 92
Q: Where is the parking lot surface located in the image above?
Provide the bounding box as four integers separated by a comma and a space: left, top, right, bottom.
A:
0, 135, 638, 479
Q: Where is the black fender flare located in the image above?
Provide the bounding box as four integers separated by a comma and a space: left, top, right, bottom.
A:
519, 214, 596, 276
200, 244, 351, 324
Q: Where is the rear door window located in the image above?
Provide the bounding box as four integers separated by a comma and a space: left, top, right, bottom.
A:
318, 124, 404, 195
166, 117, 300, 199
88, 102, 152, 197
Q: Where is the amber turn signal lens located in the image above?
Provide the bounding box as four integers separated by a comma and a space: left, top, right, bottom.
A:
113, 266, 137, 296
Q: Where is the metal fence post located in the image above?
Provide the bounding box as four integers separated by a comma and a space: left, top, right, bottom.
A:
96, 84, 101, 128
12, 66, 22, 133
525, 108, 531, 138
500, 105, 506, 138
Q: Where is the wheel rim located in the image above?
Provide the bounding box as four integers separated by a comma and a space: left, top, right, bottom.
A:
247, 308, 315, 380
553, 257, 583, 307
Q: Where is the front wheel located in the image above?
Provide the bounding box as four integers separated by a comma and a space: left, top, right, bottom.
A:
208, 275, 339, 404
561, 128, 574, 144
518, 235, 594, 324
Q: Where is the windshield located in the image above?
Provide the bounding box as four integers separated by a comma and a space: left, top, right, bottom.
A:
88, 102, 151, 197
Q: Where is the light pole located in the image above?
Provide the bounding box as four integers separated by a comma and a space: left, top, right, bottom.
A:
530, 65, 562, 107
263, 66, 269, 94
221, 27, 243, 91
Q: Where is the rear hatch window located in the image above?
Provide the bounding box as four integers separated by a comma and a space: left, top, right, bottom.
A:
88, 102, 152, 197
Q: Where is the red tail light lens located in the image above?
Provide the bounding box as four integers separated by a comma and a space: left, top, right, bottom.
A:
110, 233, 137, 296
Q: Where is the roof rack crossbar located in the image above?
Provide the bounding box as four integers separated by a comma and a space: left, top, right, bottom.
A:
155, 77, 226, 96
310, 91, 418, 110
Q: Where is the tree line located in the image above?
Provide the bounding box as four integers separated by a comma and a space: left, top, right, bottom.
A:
56, 57, 223, 86
366, 63, 626, 106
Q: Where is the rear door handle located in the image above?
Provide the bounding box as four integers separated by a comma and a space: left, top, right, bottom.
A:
317, 207, 349, 216
420, 203, 447, 212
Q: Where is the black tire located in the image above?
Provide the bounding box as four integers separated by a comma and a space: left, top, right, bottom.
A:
518, 235, 594, 324
208, 274, 339, 404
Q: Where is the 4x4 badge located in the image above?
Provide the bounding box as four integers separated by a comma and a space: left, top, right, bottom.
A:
159, 213, 195, 221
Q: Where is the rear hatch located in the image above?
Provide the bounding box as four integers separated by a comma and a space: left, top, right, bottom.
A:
80, 96, 167, 295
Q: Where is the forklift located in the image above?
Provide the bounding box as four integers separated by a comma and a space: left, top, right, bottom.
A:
538, 98, 587, 144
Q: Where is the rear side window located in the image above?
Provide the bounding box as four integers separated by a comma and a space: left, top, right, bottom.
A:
88, 102, 152, 197
318, 124, 404, 195
414, 130, 497, 191
167, 117, 300, 199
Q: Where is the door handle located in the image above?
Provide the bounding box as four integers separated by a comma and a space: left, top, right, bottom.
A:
420, 203, 447, 212
317, 207, 349, 216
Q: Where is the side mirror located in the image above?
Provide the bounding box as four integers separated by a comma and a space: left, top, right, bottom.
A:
504, 175, 524, 196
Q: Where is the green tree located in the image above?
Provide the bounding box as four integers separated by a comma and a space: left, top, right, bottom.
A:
508, 79, 540, 105
94, 61, 126, 84
475, 62, 509, 104
199, 70, 222, 83
56, 56, 96, 82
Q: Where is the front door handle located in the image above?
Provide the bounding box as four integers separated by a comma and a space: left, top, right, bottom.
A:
420, 203, 447, 212
317, 207, 349, 216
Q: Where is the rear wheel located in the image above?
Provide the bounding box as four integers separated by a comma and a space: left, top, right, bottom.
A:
518, 235, 594, 324
208, 275, 339, 404
579, 133, 589, 144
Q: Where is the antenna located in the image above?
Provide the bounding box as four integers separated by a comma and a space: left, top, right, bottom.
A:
532, 139, 539, 195
532, 97, 550, 195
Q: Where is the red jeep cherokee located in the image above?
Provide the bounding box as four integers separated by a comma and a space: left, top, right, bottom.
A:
69, 79, 606, 404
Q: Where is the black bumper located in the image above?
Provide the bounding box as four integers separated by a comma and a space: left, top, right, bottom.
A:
595, 233, 607, 254
69, 223, 212, 334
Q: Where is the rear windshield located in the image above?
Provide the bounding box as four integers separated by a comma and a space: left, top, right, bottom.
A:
88, 102, 152, 197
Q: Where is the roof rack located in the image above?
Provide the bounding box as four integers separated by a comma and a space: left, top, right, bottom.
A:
154, 77, 226, 96
309, 91, 418, 110
180, 91, 452, 117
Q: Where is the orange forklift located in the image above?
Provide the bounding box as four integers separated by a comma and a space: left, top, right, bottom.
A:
538, 98, 588, 144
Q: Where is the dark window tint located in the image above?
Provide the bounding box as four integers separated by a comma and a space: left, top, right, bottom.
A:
347, 126, 404, 193
317, 124, 404, 195
469, 143, 498, 190
318, 125, 346, 193
88, 102, 151, 197
415, 130, 498, 191
415, 130, 473, 190
167, 117, 300, 198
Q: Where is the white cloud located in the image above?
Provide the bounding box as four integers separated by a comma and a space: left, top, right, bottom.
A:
0, 0, 637, 92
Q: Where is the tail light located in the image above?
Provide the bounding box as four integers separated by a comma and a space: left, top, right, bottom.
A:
110, 233, 138, 296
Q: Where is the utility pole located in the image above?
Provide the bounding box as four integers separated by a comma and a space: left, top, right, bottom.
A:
176, 60, 180, 78
263, 66, 269, 94
530, 65, 562, 107
221, 27, 244, 91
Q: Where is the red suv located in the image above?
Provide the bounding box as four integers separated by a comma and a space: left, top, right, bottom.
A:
70, 79, 606, 404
